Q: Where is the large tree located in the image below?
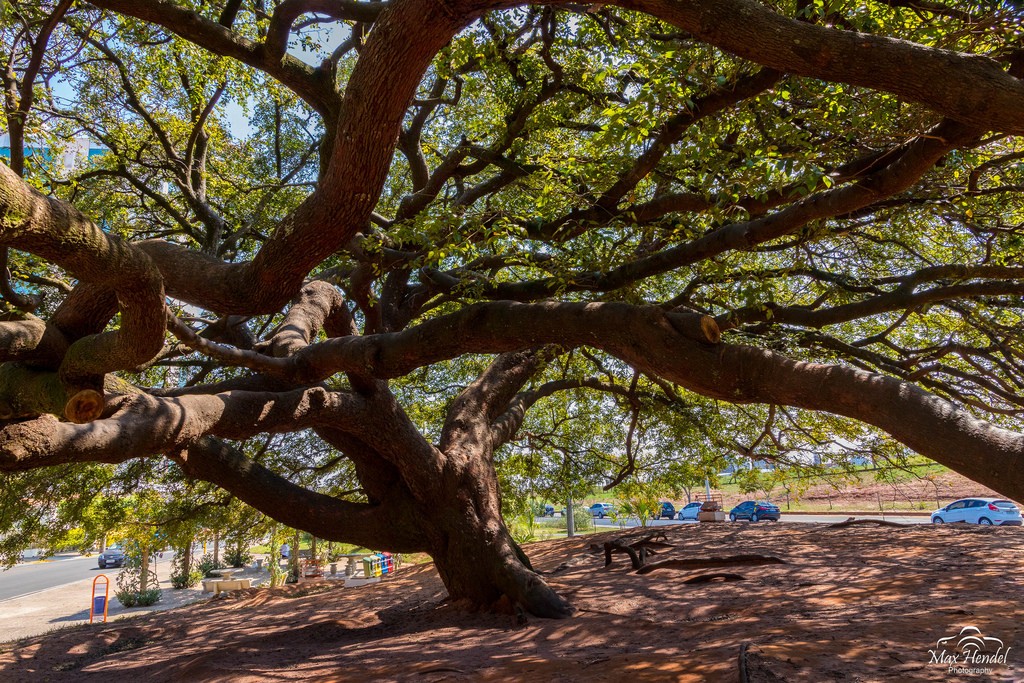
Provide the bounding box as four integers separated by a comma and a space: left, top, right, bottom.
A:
2, 0, 1024, 617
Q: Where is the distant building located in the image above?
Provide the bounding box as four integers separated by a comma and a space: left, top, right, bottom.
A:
1, 134, 106, 175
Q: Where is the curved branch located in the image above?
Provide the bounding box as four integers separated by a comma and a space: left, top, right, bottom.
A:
440, 349, 548, 454
265, 0, 387, 61
615, 0, 1024, 134
0, 386, 368, 470
0, 163, 166, 419
285, 300, 1024, 500
491, 376, 632, 446
86, 0, 1024, 319
719, 274, 1024, 331
0, 249, 43, 312
89, 0, 340, 118
175, 436, 424, 551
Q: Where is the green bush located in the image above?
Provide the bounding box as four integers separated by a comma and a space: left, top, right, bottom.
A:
223, 547, 252, 568
170, 569, 203, 589
508, 515, 537, 544
113, 543, 163, 606
553, 504, 592, 532
530, 501, 553, 517
196, 554, 226, 577
116, 588, 161, 607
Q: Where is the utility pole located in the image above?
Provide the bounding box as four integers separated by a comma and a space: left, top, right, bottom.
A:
566, 496, 575, 538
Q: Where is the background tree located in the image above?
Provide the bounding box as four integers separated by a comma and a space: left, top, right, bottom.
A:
2, 0, 1024, 618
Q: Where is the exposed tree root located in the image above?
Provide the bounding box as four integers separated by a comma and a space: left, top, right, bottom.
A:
636, 554, 785, 575
680, 572, 746, 584
630, 531, 670, 547
826, 517, 913, 528
603, 531, 675, 569
604, 541, 643, 569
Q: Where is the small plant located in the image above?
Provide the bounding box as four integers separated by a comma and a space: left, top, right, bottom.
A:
115, 588, 161, 607
556, 504, 593, 532
508, 513, 537, 544
114, 543, 162, 608
196, 554, 226, 577
170, 569, 203, 589
223, 546, 252, 568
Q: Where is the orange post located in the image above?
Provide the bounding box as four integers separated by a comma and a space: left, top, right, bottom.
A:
90, 574, 110, 624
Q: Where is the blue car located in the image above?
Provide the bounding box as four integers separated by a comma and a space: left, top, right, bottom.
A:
729, 500, 781, 522
589, 503, 615, 518
651, 501, 676, 519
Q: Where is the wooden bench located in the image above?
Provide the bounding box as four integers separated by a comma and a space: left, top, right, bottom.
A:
202, 578, 253, 595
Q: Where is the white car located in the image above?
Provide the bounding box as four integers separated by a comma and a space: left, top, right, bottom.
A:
676, 501, 703, 521
931, 498, 1022, 526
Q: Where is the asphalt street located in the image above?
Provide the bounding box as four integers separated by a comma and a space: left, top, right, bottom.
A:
0, 551, 177, 603
0, 554, 111, 602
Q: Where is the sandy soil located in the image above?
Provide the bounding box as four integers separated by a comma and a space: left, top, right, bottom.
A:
1, 523, 1021, 682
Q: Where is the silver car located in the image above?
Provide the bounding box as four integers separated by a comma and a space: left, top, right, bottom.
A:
931, 498, 1022, 526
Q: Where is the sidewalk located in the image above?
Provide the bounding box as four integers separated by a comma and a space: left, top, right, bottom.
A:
0, 562, 270, 643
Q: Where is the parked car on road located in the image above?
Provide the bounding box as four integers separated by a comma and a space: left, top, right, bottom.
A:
931, 498, 1022, 526
676, 501, 703, 521
728, 501, 781, 522
651, 501, 676, 519
542, 504, 556, 517
97, 546, 125, 569
589, 502, 615, 518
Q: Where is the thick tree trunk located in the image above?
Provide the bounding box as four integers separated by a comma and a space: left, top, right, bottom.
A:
290, 529, 301, 582
139, 547, 150, 592
428, 519, 573, 619
181, 540, 192, 577
313, 391, 574, 616
421, 446, 573, 619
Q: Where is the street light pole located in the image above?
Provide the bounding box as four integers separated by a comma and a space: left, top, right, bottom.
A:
566, 496, 575, 538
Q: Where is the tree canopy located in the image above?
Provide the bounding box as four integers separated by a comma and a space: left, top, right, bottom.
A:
1, 0, 1024, 616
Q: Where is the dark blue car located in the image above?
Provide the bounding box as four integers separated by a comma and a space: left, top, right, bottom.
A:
651, 501, 676, 519
729, 500, 781, 522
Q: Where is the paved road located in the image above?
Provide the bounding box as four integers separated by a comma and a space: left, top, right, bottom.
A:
0, 554, 111, 602
0, 551, 178, 603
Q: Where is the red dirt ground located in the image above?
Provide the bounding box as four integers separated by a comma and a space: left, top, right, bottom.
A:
2, 523, 1021, 682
